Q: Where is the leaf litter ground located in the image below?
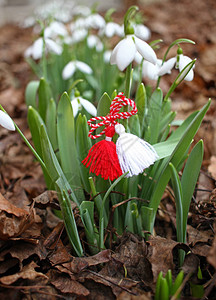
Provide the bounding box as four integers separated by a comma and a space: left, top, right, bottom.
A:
0, 0, 216, 299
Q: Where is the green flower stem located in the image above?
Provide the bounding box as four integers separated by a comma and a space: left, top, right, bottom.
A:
0, 105, 47, 171
124, 63, 132, 129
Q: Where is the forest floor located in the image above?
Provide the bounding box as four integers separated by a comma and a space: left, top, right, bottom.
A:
0, 0, 215, 299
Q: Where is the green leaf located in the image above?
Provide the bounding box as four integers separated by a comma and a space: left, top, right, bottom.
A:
169, 162, 184, 266
135, 82, 146, 133
57, 92, 84, 202
149, 99, 211, 231
76, 114, 92, 193
38, 77, 52, 121
155, 272, 163, 300
55, 179, 83, 257
25, 80, 39, 108
80, 201, 99, 254
181, 140, 203, 242
97, 92, 111, 117
171, 270, 184, 297
145, 88, 163, 143
46, 98, 58, 151
160, 277, 169, 300
40, 124, 80, 206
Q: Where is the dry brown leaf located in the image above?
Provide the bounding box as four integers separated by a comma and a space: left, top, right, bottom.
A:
50, 270, 89, 296
146, 236, 178, 283
207, 225, 216, 269
187, 224, 213, 245
0, 261, 48, 285
33, 190, 60, 210
0, 193, 35, 239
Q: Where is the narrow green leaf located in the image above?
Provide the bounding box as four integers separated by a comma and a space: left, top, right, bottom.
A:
145, 88, 163, 143
135, 82, 146, 133
149, 100, 211, 231
76, 114, 92, 193
25, 80, 39, 108
181, 140, 203, 242
40, 124, 80, 206
57, 92, 84, 202
55, 180, 83, 257
155, 272, 163, 300
46, 98, 58, 151
38, 77, 52, 121
97, 92, 111, 117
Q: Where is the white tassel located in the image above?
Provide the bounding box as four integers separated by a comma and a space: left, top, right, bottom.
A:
115, 124, 159, 177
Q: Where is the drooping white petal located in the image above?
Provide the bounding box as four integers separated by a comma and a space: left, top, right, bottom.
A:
86, 14, 105, 30
0, 111, 15, 131
134, 52, 143, 64
72, 5, 91, 17
70, 29, 88, 44
71, 99, 79, 118
142, 61, 159, 80
178, 55, 194, 81
104, 22, 115, 38
87, 35, 103, 51
110, 36, 136, 71
134, 24, 151, 41
75, 61, 93, 74
24, 45, 33, 58
62, 62, 76, 79
103, 50, 112, 63
44, 21, 68, 39
32, 38, 43, 60
80, 98, 97, 116
45, 38, 63, 55
134, 36, 157, 65
157, 57, 176, 76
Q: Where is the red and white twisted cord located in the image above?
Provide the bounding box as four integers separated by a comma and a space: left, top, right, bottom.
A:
87, 93, 138, 140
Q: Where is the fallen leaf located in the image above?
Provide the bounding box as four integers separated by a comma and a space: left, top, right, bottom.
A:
0, 193, 35, 239
50, 270, 89, 296
0, 261, 48, 285
146, 236, 178, 283
207, 224, 216, 269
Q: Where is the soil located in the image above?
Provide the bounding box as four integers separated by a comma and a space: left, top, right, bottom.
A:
0, 0, 215, 299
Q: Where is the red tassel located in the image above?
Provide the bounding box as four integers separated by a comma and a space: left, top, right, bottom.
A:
82, 126, 122, 181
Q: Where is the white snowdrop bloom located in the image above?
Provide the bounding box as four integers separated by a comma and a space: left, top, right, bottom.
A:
68, 28, 88, 44
178, 54, 195, 81
101, 22, 124, 38
0, 111, 15, 131
110, 34, 157, 71
71, 97, 97, 117
24, 37, 62, 60
142, 59, 163, 81
87, 35, 104, 52
134, 24, 151, 41
70, 18, 86, 31
44, 21, 68, 39
158, 55, 195, 81
86, 13, 105, 30
103, 50, 112, 63
62, 60, 93, 80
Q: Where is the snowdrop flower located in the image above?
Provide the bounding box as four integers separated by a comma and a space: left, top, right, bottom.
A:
158, 54, 195, 81
87, 35, 104, 52
24, 37, 62, 60
44, 21, 68, 39
100, 22, 124, 38
133, 24, 151, 41
110, 34, 157, 71
62, 60, 93, 80
0, 111, 15, 131
135, 52, 174, 81
71, 96, 97, 118
86, 14, 105, 30
103, 50, 112, 64
66, 29, 88, 44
